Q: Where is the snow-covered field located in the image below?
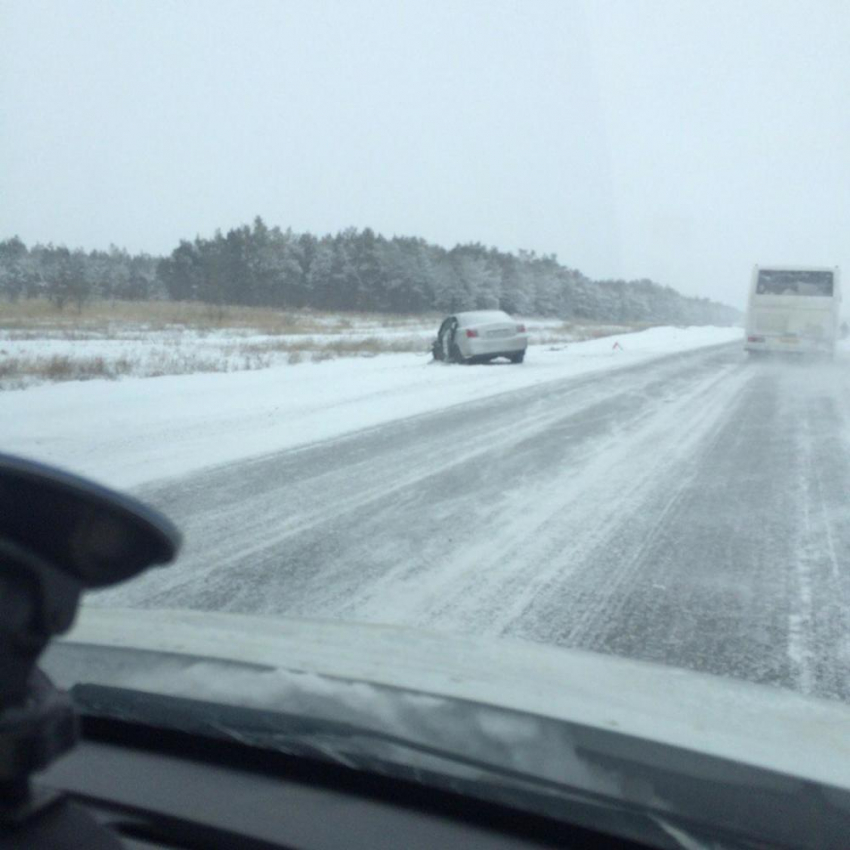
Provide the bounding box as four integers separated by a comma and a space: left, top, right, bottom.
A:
1, 324, 741, 489
0, 310, 636, 389
67, 335, 850, 705
11, 321, 850, 706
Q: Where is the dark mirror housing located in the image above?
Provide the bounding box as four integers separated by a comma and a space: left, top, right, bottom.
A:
0, 454, 180, 834
0, 453, 180, 588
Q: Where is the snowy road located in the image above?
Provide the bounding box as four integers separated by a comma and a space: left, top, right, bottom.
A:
92, 344, 850, 703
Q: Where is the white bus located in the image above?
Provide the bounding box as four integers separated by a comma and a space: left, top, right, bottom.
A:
745, 265, 841, 356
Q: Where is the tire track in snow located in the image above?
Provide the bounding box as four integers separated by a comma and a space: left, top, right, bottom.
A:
91, 344, 850, 703
93, 346, 737, 613
490, 363, 752, 648
386, 362, 749, 635
787, 368, 850, 699
514, 356, 850, 702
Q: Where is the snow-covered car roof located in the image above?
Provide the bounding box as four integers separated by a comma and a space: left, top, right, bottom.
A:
454, 310, 513, 326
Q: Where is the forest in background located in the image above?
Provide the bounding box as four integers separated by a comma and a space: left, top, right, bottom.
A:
0, 218, 740, 325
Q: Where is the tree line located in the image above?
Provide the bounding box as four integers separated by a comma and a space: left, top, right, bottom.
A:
0, 218, 740, 324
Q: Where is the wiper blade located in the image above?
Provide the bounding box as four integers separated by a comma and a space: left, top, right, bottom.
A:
71, 682, 594, 791
69, 683, 755, 850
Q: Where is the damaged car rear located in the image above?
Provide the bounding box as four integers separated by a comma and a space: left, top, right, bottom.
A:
432, 310, 528, 364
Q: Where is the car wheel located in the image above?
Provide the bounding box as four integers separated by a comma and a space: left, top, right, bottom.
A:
449, 343, 467, 364
509, 351, 525, 364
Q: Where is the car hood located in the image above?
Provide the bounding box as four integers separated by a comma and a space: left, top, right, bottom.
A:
50, 606, 850, 793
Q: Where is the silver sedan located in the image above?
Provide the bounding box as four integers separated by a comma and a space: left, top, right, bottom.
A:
431, 310, 528, 364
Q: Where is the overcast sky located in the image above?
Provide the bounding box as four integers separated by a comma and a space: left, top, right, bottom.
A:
2, 0, 848, 308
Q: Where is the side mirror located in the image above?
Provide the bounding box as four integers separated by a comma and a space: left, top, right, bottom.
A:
0, 453, 179, 590
0, 453, 180, 829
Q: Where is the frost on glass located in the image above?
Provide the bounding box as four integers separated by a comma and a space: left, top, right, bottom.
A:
756, 270, 834, 297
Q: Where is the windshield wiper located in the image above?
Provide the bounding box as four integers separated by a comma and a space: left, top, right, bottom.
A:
70, 683, 771, 850
70, 681, 608, 789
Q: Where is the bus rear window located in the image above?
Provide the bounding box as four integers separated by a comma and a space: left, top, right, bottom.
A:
756, 270, 834, 296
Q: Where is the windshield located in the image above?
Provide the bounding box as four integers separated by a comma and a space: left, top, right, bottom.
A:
756, 269, 834, 296
2, 0, 850, 831
455, 311, 514, 326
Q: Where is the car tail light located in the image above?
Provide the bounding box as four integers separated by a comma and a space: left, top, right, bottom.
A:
747, 335, 765, 343
516, 324, 526, 333
466, 329, 478, 338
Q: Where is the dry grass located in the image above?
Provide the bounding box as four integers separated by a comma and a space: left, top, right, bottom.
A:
0, 299, 438, 388
529, 320, 650, 346
0, 354, 133, 388
0, 350, 279, 389
0, 298, 439, 336
0, 313, 433, 390
0, 298, 655, 390
241, 335, 427, 357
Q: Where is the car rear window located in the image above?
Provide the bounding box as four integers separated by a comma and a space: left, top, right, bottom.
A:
756, 270, 834, 297
456, 311, 512, 326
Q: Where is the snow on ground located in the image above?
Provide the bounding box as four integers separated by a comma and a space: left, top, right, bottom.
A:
0, 315, 636, 388
0, 326, 741, 490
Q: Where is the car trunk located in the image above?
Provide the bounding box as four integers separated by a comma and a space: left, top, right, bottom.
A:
473, 319, 518, 341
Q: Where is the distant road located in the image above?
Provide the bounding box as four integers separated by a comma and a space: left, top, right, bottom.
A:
94, 343, 850, 703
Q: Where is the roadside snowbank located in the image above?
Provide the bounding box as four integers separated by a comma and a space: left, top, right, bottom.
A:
0, 315, 635, 389
1, 326, 741, 489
